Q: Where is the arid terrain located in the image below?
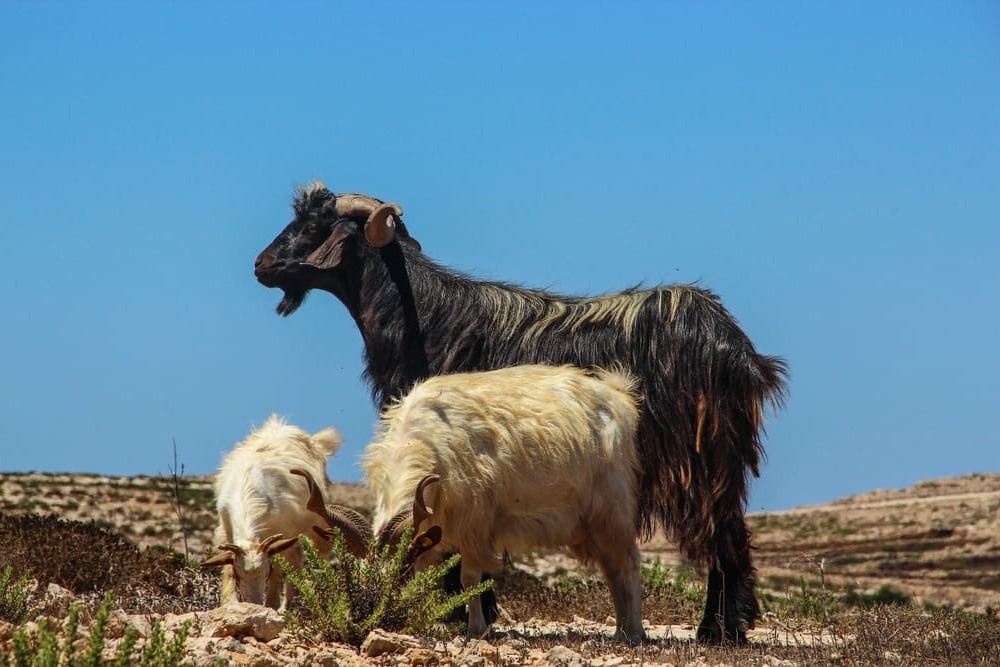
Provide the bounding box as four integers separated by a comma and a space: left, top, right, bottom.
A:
1, 471, 998, 665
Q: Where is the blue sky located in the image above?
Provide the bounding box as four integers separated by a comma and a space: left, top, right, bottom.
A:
1, 2, 997, 511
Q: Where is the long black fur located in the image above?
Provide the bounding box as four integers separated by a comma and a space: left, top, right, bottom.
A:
255, 184, 788, 643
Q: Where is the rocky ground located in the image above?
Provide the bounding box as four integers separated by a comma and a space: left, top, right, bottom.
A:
1, 471, 998, 665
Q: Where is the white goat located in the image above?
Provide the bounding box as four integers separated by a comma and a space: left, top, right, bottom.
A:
361, 364, 646, 644
202, 414, 341, 609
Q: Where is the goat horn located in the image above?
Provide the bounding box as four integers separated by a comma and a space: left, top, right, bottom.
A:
375, 510, 412, 552
413, 474, 440, 528
317, 505, 373, 559
364, 203, 404, 249
291, 468, 372, 558
218, 543, 246, 556
334, 193, 403, 220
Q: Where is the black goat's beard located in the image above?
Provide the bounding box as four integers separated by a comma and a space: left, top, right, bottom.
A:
276, 289, 306, 316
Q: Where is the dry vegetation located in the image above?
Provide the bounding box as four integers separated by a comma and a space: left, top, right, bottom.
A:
1, 471, 998, 665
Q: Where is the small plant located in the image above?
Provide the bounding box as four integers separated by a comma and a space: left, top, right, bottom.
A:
641, 557, 704, 614
0, 590, 192, 667
280, 530, 492, 646
764, 574, 842, 627
167, 438, 190, 558
0, 566, 33, 623
844, 583, 912, 609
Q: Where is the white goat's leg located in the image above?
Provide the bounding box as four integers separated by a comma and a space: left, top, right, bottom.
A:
281, 544, 305, 611
597, 544, 644, 645
274, 543, 303, 611
220, 566, 237, 605
462, 562, 488, 638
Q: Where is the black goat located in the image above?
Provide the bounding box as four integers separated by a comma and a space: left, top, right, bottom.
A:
254, 182, 788, 644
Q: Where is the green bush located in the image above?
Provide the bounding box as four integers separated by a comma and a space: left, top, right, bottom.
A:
0, 566, 32, 624
280, 530, 491, 646
763, 575, 843, 626
844, 584, 912, 609
0, 591, 192, 667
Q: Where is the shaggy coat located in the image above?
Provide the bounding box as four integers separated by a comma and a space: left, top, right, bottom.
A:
363, 365, 645, 644
255, 183, 789, 643
205, 414, 341, 609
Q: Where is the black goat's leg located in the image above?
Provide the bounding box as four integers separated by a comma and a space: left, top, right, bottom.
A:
697, 514, 757, 645
442, 559, 498, 626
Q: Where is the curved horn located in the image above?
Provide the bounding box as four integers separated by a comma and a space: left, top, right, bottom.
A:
364, 203, 403, 248
373, 474, 441, 552
413, 474, 440, 529
291, 468, 372, 558
375, 510, 412, 552
334, 193, 402, 220
313, 505, 373, 559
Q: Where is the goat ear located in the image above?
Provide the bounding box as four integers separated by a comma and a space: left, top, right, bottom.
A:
201, 551, 236, 568
408, 525, 443, 560
265, 535, 301, 557
364, 203, 401, 248
302, 226, 354, 270
395, 219, 422, 252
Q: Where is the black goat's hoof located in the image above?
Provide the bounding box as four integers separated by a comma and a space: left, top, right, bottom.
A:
696, 623, 748, 646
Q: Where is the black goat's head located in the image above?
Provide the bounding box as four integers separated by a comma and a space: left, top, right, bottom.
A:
254, 181, 416, 316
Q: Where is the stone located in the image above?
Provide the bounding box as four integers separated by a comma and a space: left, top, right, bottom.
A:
360, 629, 423, 657
409, 647, 440, 665
197, 603, 285, 642
545, 645, 585, 666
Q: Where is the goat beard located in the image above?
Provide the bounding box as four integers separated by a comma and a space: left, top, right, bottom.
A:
276, 289, 306, 316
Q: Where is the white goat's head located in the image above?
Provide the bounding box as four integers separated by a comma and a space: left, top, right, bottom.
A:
201, 533, 299, 604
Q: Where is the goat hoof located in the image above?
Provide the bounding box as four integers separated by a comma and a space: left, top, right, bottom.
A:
696, 623, 748, 646
613, 629, 644, 646
696, 623, 722, 645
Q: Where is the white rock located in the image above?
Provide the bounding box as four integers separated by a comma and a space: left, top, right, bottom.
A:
545, 645, 585, 666
195, 602, 285, 642
360, 628, 423, 657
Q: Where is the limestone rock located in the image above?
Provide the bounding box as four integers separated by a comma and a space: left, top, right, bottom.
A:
360, 628, 423, 657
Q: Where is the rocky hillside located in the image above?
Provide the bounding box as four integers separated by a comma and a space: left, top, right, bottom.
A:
3, 470, 995, 614
1, 471, 997, 665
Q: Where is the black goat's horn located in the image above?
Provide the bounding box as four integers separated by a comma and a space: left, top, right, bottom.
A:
334, 193, 403, 220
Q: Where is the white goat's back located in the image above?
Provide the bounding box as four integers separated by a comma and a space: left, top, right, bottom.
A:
363, 365, 642, 568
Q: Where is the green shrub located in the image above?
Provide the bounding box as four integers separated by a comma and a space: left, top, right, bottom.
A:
844, 584, 912, 609
763, 575, 843, 626
0, 591, 192, 667
280, 530, 491, 646
0, 566, 32, 624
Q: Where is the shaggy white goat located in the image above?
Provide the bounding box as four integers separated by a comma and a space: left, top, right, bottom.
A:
202, 414, 341, 609
361, 364, 646, 644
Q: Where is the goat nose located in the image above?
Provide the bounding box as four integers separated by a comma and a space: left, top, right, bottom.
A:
255, 253, 275, 270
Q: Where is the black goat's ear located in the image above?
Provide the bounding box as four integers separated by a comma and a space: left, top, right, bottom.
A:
302, 226, 353, 270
